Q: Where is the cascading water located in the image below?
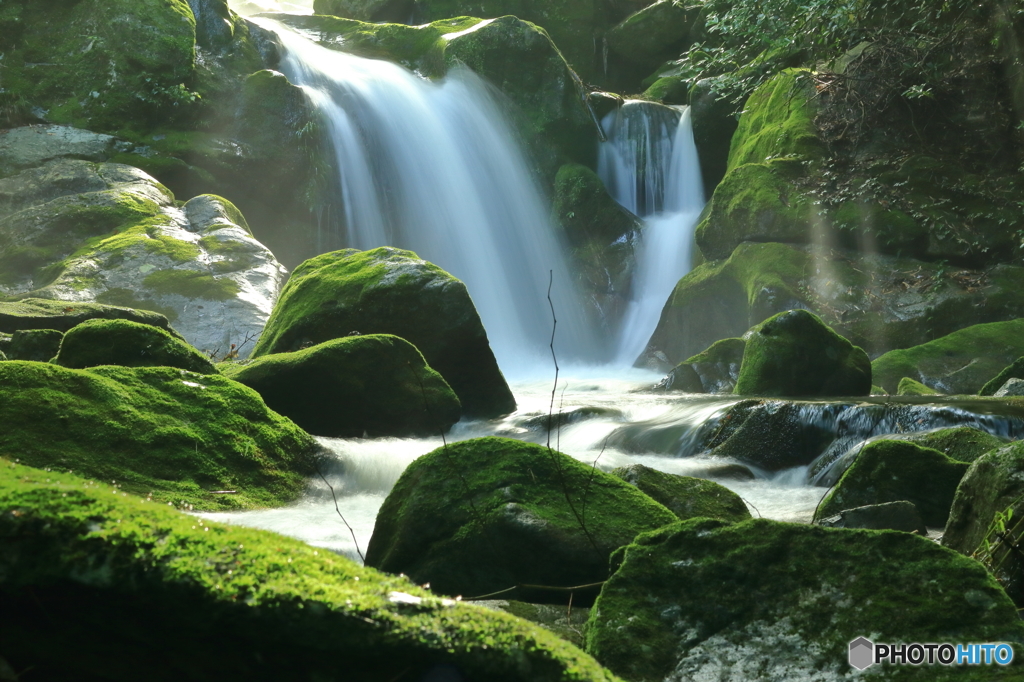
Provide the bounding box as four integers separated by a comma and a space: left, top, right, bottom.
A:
598, 101, 705, 365
264, 22, 601, 373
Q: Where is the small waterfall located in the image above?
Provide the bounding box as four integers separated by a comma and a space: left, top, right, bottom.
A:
265, 23, 601, 374
598, 101, 705, 365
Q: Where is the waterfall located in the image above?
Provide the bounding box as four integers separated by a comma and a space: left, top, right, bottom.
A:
263, 22, 601, 375
598, 101, 705, 366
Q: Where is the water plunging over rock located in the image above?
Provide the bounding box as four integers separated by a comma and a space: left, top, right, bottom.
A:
597, 100, 705, 366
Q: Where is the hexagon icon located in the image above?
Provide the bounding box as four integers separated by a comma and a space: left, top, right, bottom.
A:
849, 637, 875, 670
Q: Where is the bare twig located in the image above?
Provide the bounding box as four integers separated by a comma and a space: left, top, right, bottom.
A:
315, 463, 364, 563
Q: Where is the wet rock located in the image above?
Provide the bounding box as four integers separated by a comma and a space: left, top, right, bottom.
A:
872, 319, 1024, 394
473, 599, 590, 649
995, 378, 1024, 397
222, 334, 461, 438
0, 160, 287, 359
657, 337, 744, 393
52, 319, 217, 375
814, 440, 968, 527
518, 406, 623, 433
187, 0, 235, 49
253, 247, 515, 418
1, 463, 620, 682
815, 500, 927, 534
734, 309, 871, 397
690, 462, 757, 481
0, 361, 319, 510
610, 463, 751, 523
585, 518, 1024, 681
701, 399, 835, 471
8, 329, 63, 362
689, 78, 739, 191
365, 436, 677, 604
0, 298, 175, 336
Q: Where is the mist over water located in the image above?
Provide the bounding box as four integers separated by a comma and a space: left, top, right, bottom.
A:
267, 23, 602, 374
597, 101, 705, 365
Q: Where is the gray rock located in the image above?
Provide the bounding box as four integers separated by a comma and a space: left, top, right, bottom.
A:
0, 125, 123, 177
815, 500, 927, 534
995, 378, 1024, 397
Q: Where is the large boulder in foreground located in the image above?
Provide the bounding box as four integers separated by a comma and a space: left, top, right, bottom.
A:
814, 440, 968, 527
586, 518, 1024, 682
53, 318, 217, 374
222, 334, 461, 438
872, 319, 1024, 394
733, 309, 871, 397
365, 437, 677, 604
0, 463, 621, 682
253, 247, 516, 418
610, 464, 750, 523
0, 361, 318, 510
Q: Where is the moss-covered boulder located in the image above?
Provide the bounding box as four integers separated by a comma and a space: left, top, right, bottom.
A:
640, 241, 1024, 367
897, 376, 942, 395
944, 442, 1024, 606
0, 298, 176, 336
53, 318, 217, 374
253, 247, 516, 418
897, 427, 1007, 464
610, 464, 750, 523
815, 500, 927, 534
604, 0, 698, 82
552, 162, 641, 332
0, 463, 623, 682
0, 361, 319, 510
221, 334, 461, 438
365, 437, 677, 604
657, 337, 745, 393
872, 319, 1024, 395
585, 518, 1024, 682
814, 440, 968, 527
0, 0, 197, 132
733, 309, 871, 397
981, 356, 1024, 396
0, 160, 287, 359
7, 328, 64, 362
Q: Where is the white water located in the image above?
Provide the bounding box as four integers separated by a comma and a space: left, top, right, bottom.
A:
597, 101, 705, 365
265, 23, 602, 374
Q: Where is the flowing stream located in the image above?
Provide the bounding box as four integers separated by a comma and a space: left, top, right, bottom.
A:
208, 19, 1024, 567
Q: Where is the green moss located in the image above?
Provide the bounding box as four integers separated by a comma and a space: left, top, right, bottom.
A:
0, 361, 318, 511
53, 318, 215, 374
0, 298, 175, 335
897, 376, 941, 395
0, 462, 623, 681
815, 440, 968, 526
365, 437, 677, 603
222, 334, 460, 438
8, 329, 64, 362
898, 427, 1005, 464
872, 319, 1024, 394
980, 356, 1024, 396
610, 464, 751, 523
683, 337, 745, 364
142, 269, 240, 301
95, 288, 179, 322
734, 309, 871, 397
586, 518, 1024, 682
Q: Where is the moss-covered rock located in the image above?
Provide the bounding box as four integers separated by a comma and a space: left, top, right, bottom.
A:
53, 318, 217, 374
253, 247, 515, 418
640, 241, 1024, 367
0, 125, 123, 179
552, 162, 641, 333
897, 376, 942, 395
981, 356, 1024, 396
896, 427, 1007, 465
7, 328, 63, 362
0, 298, 176, 336
0, 462, 623, 682
0, 0, 197, 132
365, 437, 677, 604
610, 463, 750, 523
815, 500, 927, 534
585, 518, 1024, 682
604, 1, 698, 79
733, 309, 871, 397
943, 442, 1024, 606
658, 337, 744, 393
814, 440, 968, 527
221, 334, 461, 438
872, 319, 1024, 395
0, 361, 319, 510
